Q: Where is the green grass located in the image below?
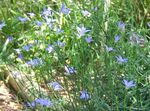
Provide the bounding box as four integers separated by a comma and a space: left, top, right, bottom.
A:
0, 0, 150, 110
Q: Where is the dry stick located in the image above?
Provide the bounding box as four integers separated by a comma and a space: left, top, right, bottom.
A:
1, 64, 48, 102
104, 0, 111, 32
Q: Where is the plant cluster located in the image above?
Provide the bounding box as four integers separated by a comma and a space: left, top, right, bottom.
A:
0, 0, 150, 111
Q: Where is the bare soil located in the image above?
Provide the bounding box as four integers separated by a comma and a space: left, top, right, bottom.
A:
0, 81, 23, 111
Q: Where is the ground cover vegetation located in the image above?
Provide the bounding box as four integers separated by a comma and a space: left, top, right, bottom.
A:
0, 0, 150, 111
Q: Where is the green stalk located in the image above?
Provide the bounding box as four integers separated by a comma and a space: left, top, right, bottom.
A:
124, 89, 127, 111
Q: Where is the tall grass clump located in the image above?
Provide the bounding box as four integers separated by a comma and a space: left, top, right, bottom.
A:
0, 0, 150, 110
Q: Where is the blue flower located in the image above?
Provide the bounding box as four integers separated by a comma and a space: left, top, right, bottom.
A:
0, 22, 6, 30
56, 28, 64, 34
18, 17, 28, 23
77, 26, 90, 38
46, 45, 54, 53
35, 98, 53, 107
7, 36, 13, 42
27, 98, 53, 108
106, 46, 113, 52
44, 17, 56, 29
118, 21, 125, 31
85, 36, 93, 43
56, 41, 65, 48
23, 44, 31, 51
60, 3, 71, 15
65, 66, 76, 75
116, 55, 128, 63
48, 82, 63, 91
35, 21, 43, 27
26, 58, 43, 66
18, 54, 23, 60
82, 10, 91, 17
123, 79, 136, 89
115, 35, 120, 42
80, 90, 90, 100
41, 7, 52, 17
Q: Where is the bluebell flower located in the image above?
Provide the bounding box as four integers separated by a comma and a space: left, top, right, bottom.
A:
82, 10, 91, 17
35, 98, 53, 107
56, 41, 65, 48
118, 21, 125, 31
18, 17, 28, 23
26, 58, 43, 66
85, 36, 93, 43
106, 46, 113, 52
31, 102, 36, 107
80, 90, 90, 100
27, 98, 53, 108
60, 3, 71, 15
48, 82, 63, 91
46, 45, 54, 53
35, 21, 43, 27
42, 7, 52, 17
18, 54, 23, 60
7, 36, 13, 42
115, 35, 120, 42
23, 44, 31, 51
56, 28, 64, 34
65, 66, 76, 75
0, 22, 6, 30
77, 26, 90, 38
45, 17, 56, 29
123, 79, 136, 89
116, 55, 128, 63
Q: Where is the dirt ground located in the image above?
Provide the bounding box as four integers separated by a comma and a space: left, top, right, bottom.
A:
0, 81, 23, 111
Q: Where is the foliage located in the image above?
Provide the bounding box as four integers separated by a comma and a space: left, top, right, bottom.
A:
0, 0, 150, 110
